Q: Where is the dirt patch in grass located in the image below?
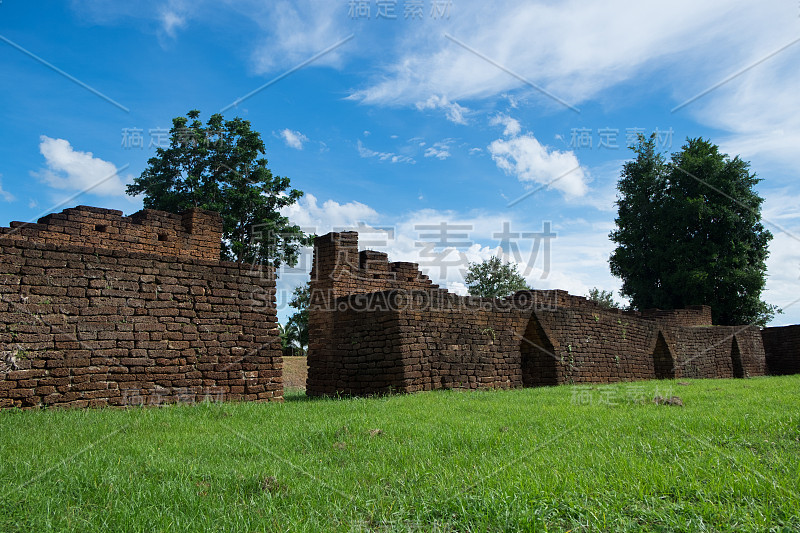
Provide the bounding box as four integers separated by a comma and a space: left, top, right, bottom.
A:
282, 356, 308, 390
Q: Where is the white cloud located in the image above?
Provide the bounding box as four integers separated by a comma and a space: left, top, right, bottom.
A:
424, 141, 453, 160
488, 133, 588, 198
0, 175, 14, 202
250, 1, 351, 73
159, 9, 186, 38
279, 128, 309, 150
280, 193, 380, 233
690, 41, 800, 176
763, 230, 800, 325
277, 192, 382, 311
77, 0, 190, 39
447, 281, 469, 295
379, 210, 621, 296
758, 189, 800, 325
34, 136, 130, 197
489, 113, 521, 137
763, 189, 800, 224
349, 0, 783, 109
357, 140, 415, 164
415, 95, 469, 125
503, 93, 521, 109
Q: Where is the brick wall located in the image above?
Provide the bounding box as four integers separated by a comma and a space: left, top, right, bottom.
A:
0, 205, 222, 262
762, 325, 800, 375
531, 303, 763, 384
0, 206, 281, 409
307, 232, 767, 396
307, 232, 437, 396
639, 306, 713, 327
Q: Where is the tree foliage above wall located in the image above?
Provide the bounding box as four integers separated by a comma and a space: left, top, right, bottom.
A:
127, 110, 311, 267
464, 256, 529, 298
609, 134, 778, 326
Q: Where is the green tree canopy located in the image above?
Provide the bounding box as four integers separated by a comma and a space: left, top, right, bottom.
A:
609, 134, 777, 326
464, 256, 529, 298
586, 287, 622, 310
127, 110, 310, 267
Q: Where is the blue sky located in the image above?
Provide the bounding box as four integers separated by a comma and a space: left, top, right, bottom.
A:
0, 0, 798, 325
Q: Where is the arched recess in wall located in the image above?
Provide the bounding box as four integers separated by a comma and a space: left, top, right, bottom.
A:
652, 332, 675, 379
521, 314, 558, 387
731, 337, 745, 378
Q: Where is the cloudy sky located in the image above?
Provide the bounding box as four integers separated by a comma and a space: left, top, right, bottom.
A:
1, 0, 798, 325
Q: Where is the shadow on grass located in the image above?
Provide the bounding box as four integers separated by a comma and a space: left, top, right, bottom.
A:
283, 388, 316, 403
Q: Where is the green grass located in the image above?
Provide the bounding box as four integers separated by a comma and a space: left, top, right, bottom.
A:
1, 376, 799, 532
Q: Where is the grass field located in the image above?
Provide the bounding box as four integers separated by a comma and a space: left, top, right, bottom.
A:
1, 375, 798, 532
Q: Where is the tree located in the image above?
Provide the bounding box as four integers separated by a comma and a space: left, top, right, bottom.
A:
609, 134, 778, 326
127, 110, 310, 267
279, 322, 301, 356
586, 287, 621, 310
464, 256, 529, 298
285, 283, 309, 355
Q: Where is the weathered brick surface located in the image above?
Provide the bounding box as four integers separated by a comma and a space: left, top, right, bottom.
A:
762, 325, 800, 375
307, 232, 437, 396
0, 206, 281, 409
307, 232, 767, 396
0, 205, 222, 261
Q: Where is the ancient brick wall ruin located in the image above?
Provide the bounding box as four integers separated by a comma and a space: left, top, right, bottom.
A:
307, 231, 767, 396
0, 206, 282, 409
527, 296, 764, 384
306, 231, 438, 395
1, 205, 221, 261
762, 325, 800, 375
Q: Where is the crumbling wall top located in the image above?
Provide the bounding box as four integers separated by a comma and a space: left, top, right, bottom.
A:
639, 305, 713, 327
311, 231, 716, 328
311, 231, 438, 298
0, 205, 222, 261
